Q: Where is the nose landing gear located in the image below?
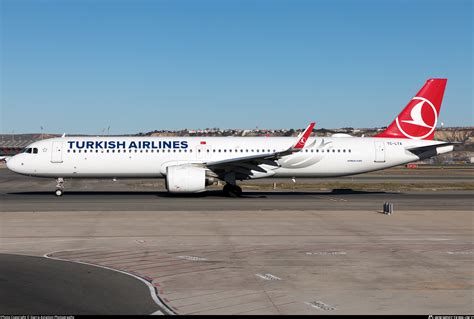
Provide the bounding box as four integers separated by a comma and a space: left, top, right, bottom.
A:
55, 178, 64, 197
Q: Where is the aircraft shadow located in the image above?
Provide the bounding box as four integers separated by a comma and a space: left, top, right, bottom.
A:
8, 188, 398, 198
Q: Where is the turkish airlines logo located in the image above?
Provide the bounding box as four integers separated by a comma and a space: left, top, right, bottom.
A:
395, 97, 437, 139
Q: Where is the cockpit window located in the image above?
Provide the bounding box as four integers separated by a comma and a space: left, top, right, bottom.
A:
23, 147, 38, 154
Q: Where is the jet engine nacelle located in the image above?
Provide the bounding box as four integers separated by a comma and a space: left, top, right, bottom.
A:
165, 165, 207, 193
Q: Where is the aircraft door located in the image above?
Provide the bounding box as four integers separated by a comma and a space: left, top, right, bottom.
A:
51, 141, 64, 163
374, 141, 385, 163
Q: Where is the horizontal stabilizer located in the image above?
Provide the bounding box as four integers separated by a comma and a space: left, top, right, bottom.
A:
405, 142, 459, 158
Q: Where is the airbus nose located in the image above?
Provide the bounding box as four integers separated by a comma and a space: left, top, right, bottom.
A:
6, 155, 21, 173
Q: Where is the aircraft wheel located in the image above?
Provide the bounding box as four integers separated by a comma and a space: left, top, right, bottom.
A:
231, 185, 242, 197
222, 184, 231, 196
223, 184, 242, 197
55, 189, 64, 197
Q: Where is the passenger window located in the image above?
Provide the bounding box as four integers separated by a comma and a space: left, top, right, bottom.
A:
67, 150, 71, 153
33, 148, 38, 154
338, 149, 340, 152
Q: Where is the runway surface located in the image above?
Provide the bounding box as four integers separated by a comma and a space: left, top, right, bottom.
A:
1, 167, 473, 211
1, 210, 472, 315
1, 189, 473, 211
0, 254, 160, 315
1, 167, 473, 314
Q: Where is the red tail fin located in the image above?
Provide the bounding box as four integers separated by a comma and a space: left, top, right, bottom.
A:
375, 78, 447, 140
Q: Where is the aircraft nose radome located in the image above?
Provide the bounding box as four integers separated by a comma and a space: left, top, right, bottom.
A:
6, 156, 18, 172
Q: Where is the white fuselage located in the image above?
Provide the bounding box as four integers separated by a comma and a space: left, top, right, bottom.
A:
6, 136, 452, 179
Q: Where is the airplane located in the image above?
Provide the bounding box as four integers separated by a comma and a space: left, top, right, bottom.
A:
6, 78, 455, 197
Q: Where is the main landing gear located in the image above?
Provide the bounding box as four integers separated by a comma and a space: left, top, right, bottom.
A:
55, 177, 64, 197
223, 183, 242, 197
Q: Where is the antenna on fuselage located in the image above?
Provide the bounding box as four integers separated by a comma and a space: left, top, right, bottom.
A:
61, 133, 66, 138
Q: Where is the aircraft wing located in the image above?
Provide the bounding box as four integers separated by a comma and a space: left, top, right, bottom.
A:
204, 122, 315, 179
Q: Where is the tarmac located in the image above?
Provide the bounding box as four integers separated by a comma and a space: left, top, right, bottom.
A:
0, 254, 161, 315
0, 167, 473, 315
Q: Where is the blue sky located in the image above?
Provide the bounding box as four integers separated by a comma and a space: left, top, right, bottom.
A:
1, 0, 472, 134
